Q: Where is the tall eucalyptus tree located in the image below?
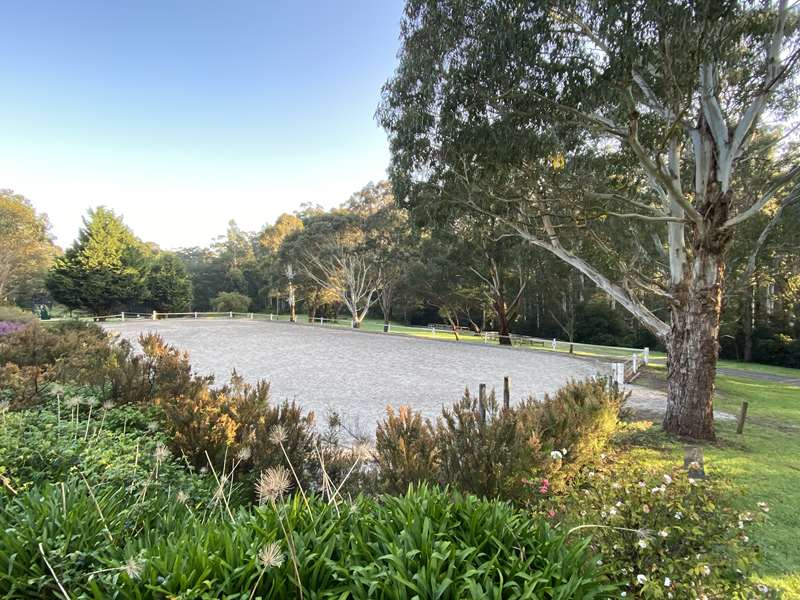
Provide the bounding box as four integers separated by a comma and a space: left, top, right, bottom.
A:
379, 0, 800, 439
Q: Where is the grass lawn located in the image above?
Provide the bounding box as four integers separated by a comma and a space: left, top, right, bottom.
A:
623, 372, 800, 597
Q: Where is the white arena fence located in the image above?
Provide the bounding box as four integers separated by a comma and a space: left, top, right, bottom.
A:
62, 311, 649, 385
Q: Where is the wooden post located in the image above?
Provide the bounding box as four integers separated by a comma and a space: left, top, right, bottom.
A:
152, 310, 157, 321
503, 376, 510, 410
737, 401, 749, 434
121, 311, 125, 322
478, 384, 487, 424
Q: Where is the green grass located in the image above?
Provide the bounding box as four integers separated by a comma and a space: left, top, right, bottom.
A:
716, 359, 800, 378
624, 373, 800, 597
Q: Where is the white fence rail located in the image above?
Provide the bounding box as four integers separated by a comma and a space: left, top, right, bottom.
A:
70, 311, 650, 384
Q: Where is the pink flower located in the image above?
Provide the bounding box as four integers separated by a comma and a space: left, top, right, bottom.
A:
539, 479, 550, 494
548, 509, 556, 518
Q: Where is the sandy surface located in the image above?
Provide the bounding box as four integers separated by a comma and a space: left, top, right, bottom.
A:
103, 319, 607, 432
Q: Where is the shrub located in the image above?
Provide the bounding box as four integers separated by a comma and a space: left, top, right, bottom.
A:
435, 388, 521, 498
109, 332, 210, 405
375, 404, 437, 494
211, 291, 251, 312
551, 455, 770, 599
159, 371, 318, 489
374, 379, 624, 502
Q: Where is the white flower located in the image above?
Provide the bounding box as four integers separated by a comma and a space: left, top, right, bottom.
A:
674, 511, 683, 520
612, 482, 621, 489
596, 559, 603, 566
636, 574, 647, 585
757, 501, 770, 513
743, 535, 749, 543
561, 447, 568, 455
757, 584, 769, 593
664, 577, 671, 587
688, 478, 697, 486
601, 511, 607, 518
588, 471, 596, 478
738, 521, 745, 529
663, 474, 672, 485
609, 507, 618, 516
637, 539, 648, 549
702, 565, 711, 576
620, 593, 627, 598
615, 500, 623, 507
580, 510, 587, 517
689, 461, 701, 470
638, 481, 646, 488
659, 529, 669, 538
550, 450, 563, 460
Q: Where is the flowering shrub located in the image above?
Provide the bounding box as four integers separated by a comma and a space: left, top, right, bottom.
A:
0, 320, 26, 336
548, 454, 773, 599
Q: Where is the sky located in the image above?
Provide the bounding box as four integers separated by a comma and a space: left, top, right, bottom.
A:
0, 1, 404, 250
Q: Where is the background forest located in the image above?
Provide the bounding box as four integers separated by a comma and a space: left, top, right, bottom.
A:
3, 176, 798, 367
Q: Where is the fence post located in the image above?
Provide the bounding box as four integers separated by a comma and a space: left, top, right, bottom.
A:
632, 353, 639, 373
194, 311, 198, 319
249, 313, 253, 320
643, 347, 650, 365
478, 384, 487, 424
737, 401, 749, 434
269, 313, 273, 321
431, 326, 436, 336
503, 376, 510, 410
152, 311, 157, 321
121, 311, 125, 322
612, 363, 625, 386
551, 338, 557, 350
228, 311, 233, 319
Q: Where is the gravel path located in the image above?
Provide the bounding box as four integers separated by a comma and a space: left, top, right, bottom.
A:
103, 319, 605, 432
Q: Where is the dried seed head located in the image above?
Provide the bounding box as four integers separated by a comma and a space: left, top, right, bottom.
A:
124, 557, 144, 580
65, 396, 81, 409
269, 425, 287, 445
153, 444, 170, 464
258, 542, 284, 569
236, 446, 252, 462
102, 400, 115, 411
351, 443, 373, 461
255, 466, 291, 504
147, 421, 159, 433
175, 490, 189, 504
0, 400, 9, 414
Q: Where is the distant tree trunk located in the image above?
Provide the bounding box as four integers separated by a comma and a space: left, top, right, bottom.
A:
743, 284, 754, 362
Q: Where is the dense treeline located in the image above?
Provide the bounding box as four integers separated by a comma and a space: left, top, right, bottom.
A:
5, 180, 796, 365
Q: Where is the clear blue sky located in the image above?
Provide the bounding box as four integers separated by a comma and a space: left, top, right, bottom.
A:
0, 1, 404, 249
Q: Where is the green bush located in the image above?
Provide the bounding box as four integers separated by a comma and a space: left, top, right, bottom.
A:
159, 371, 318, 489
374, 379, 624, 501
211, 291, 251, 312
375, 404, 437, 494
551, 454, 770, 599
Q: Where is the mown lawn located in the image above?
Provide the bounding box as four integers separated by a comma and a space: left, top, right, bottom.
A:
623, 372, 800, 597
